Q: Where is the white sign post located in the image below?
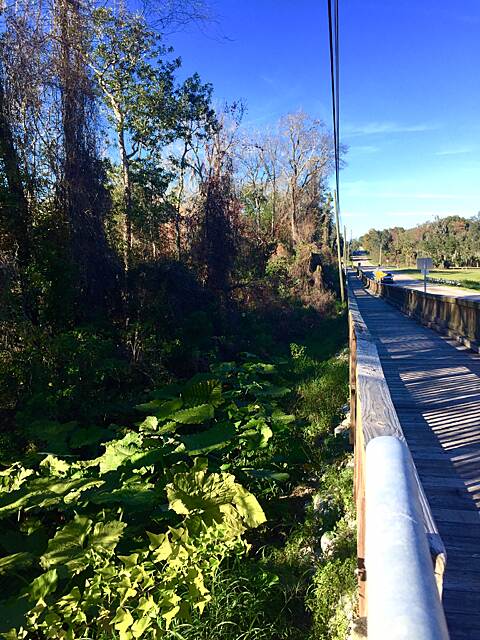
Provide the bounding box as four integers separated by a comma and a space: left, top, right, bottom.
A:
416, 257, 433, 294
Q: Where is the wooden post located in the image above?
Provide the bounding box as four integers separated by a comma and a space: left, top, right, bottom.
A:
334, 189, 345, 303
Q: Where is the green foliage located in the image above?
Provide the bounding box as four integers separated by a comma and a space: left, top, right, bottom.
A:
308, 556, 356, 640
0, 357, 307, 638
1, 326, 130, 434
265, 256, 294, 299
0, 327, 356, 639
298, 357, 348, 438
0, 446, 264, 637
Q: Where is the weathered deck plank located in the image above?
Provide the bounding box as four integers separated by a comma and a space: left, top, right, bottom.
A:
349, 274, 480, 640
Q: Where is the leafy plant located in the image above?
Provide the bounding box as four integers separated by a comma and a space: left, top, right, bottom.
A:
0, 357, 301, 638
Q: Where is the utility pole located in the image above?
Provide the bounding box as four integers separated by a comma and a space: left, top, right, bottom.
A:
379, 243, 382, 266
333, 190, 345, 303
344, 224, 348, 266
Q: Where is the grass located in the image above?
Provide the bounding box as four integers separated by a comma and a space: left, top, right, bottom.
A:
394, 268, 480, 291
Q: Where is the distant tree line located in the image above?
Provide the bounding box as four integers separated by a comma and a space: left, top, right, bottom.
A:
356, 215, 480, 268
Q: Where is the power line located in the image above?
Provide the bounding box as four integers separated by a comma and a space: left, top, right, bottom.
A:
327, 0, 341, 209
327, 0, 344, 302
335, 0, 340, 185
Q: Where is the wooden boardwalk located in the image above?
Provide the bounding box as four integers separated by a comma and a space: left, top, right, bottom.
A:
349, 275, 480, 640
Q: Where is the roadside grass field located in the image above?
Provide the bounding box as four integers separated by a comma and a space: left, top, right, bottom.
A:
396, 268, 480, 291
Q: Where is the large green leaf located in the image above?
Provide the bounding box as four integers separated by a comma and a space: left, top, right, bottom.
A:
181, 379, 223, 408
233, 486, 266, 528
97, 432, 144, 474
29, 569, 58, 601
166, 470, 238, 516
40, 515, 92, 572
89, 486, 165, 512
139, 416, 158, 431
89, 521, 126, 554
0, 477, 103, 518
39, 455, 70, 476
172, 404, 214, 425
181, 423, 236, 455
166, 470, 265, 530
0, 552, 34, 575
135, 398, 183, 419
240, 420, 273, 449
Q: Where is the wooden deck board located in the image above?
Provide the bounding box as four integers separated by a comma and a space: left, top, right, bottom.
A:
349, 275, 480, 640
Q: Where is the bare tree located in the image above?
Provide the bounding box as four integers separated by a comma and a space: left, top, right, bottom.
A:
279, 111, 333, 244
257, 132, 280, 235
237, 134, 268, 231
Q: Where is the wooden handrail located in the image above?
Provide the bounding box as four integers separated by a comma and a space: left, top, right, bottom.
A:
347, 272, 448, 636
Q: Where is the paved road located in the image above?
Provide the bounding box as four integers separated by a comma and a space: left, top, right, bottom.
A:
353, 260, 480, 301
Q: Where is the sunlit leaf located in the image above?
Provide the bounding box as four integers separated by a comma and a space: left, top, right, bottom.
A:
139, 416, 157, 431
97, 432, 143, 474
172, 404, 214, 424
112, 607, 134, 637
233, 486, 266, 528
90, 521, 126, 554
40, 515, 92, 572
29, 569, 58, 601
0, 552, 34, 575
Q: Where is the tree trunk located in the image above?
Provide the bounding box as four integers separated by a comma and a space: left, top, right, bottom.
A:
290, 182, 297, 244
0, 61, 37, 321
271, 172, 277, 236
118, 125, 133, 269
174, 146, 189, 260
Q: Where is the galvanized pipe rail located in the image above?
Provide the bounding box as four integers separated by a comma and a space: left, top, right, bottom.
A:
347, 272, 449, 639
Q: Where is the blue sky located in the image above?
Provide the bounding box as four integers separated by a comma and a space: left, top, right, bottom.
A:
168, 0, 480, 238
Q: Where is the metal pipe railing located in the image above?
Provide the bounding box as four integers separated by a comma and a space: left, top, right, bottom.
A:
365, 436, 449, 640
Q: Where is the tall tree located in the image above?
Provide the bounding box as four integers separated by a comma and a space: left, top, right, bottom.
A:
89, 7, 180, 268
55, 0, 119, 319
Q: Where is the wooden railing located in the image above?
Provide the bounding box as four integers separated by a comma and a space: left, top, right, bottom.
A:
358, 268, 480, 352
348, 274, 449, 639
